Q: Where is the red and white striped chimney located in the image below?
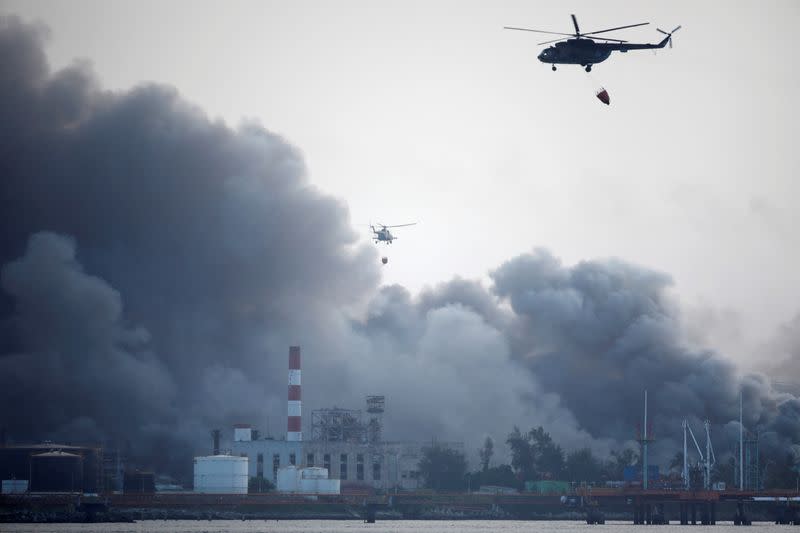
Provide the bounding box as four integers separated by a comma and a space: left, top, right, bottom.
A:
287, 346, 302, 442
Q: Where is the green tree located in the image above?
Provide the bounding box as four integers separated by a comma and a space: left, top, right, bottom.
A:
603, 448, 639, 480
479, 436, 494, 472
506, 426, 564, 480
507, 426, 535, 479
467, 464, 519, 491
418, 445, 467, 491
688, 464, 704, 489
765, 452, 800, 489
565, 448, 602, 482
669, 451, 684, 474
712, 457, 735, 487
529, 427, 564, 478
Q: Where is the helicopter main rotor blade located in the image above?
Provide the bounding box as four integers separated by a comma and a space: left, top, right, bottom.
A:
539, 35, 627, 46
587, 36, 628, 43
583, 22, 649, 36
384, 223, 417, 228
537, 37, 571, 46
504, 26, 575, 36
571, 14, 580, 35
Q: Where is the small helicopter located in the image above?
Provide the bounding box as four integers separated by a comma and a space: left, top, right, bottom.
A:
505, 14, 680, 72
370, 223, 416, 244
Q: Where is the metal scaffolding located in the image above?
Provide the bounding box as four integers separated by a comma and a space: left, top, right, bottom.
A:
310, 408, 366, 443
636, 391, 655, 490
736, 431, 761, 491
366, 396, 385, 444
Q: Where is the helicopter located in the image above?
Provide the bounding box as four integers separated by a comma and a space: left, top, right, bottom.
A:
370, 223, 416, 244
505, 14, 680, 72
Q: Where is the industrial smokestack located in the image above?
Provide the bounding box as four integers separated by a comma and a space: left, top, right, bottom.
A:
287, 346, 302, 442
211, 429, 221, 455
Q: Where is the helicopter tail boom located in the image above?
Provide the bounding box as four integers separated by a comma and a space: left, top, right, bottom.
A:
602, 25, 680, 52
656, 25, 681, 49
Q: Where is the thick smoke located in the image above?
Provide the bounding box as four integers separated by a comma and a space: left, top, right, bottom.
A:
489, 251, 800, 456
0, 15, 797, 479
0, 233, 180, 461
0, 14, 379, 475
765, 314, 800, 382
342, 282, 604, 456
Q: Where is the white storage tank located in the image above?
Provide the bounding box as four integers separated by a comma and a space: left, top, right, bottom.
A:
301, 467, 328, 480
277, 465, 299, 492
2, 480, 28, 494
299, 476, 340, 494
277, 466, 339, 494
193, 455, 248, 494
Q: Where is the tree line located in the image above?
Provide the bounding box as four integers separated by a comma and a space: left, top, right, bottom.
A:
418, 425, 800, 492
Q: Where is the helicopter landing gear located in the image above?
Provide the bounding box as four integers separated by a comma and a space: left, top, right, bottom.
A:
585, 65, 592, 72
552, 65, 557, 71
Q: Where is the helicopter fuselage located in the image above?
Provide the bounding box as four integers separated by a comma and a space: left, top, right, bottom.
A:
538, 39, 611, 66
538, 36, 669, 67
373, 228, 395, 243
370, 222, 415, 244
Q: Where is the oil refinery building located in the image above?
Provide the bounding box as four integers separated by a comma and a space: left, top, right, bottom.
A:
230, 421, 461, 491
227, 347, 462, 491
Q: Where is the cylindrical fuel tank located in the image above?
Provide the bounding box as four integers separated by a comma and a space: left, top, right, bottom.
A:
30, 451, 84, 492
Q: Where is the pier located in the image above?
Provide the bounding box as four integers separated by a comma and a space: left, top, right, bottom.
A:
2, 488, 799, 524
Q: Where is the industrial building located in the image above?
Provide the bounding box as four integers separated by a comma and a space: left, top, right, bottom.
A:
0, 443, 103, 494
276, 465, 339, 494
123, 470, 156, 493
228, 346, 463, 492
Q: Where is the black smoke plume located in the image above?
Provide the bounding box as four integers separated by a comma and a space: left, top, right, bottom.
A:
0, 15, 797, 480
0, 14, 379, 476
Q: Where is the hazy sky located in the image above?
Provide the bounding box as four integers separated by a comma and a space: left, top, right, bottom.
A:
3, 0, 798, 368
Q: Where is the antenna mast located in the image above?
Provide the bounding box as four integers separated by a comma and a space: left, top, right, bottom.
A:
682, 419, 689, 490
739, 391, 744, 491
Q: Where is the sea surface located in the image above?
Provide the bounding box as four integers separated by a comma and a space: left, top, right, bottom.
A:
0, 520, 788, 533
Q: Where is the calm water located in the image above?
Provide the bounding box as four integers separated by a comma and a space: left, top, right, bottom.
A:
0, 520, 788, 533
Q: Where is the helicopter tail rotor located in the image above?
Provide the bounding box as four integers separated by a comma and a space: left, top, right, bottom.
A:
657, 25, 681, 48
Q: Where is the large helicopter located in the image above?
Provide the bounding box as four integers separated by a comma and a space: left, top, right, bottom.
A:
370, 223, 416, 244
505, 14, 680, 72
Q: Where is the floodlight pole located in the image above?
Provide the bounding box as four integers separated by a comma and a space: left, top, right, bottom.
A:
682, 419, 689, 490
643, 390, 648, 490
739, 391, 744, 491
